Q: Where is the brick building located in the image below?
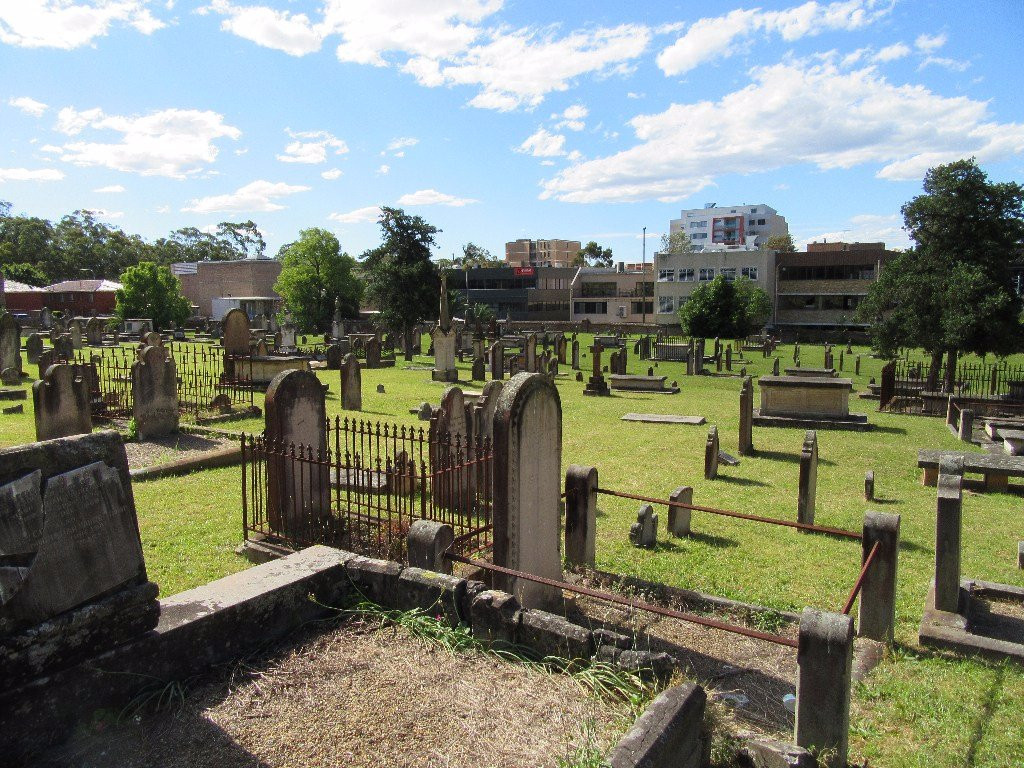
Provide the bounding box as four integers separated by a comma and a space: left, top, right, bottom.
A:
44, 279, 121, 315
171, 259, 282, 319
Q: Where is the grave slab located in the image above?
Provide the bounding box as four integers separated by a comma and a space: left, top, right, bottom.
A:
620, 413, 706, 425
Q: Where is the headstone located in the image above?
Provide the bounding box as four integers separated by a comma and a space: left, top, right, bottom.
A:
797, 430, 818, 526
704, 425, 719, 480
417, 401, 432, 421
32, 363, 92, 441
934, 457, 963, 613
546, 356, 558, 378
489, 341, 504, 380
376, 384, 385, 394
526, 334, 537, 373
564, 465, 597, 568
629, 504, 657, 548
838, 350, 844, 371
264, 369, 330, 535
725, 346, 732, 371
864, 470, 875, 502
340, 353, 362, 411
331, 298, 345, 340
255, 338, 269, 356
69, 321, 82, 350
583, 344, 609, 396
738, 375, 754, 456
325, 343, 343, 369
472, 380, 504, 445
222, 308, 251, 359
131, 345, 178, 439
855, 356, 861, 376
431, 386, 471, 508
280, 321, 297, 352
36, 348, 56, 380
772, 357, 780, 376
492, 372, 563, 610
85, 317, 103, 347
0, 367, 18, 385
793, 342, 800, 363
557, 337, 567, 365
667, 486, 693, 537
571, 338, 580, 370
575, 371, 583, 382
365, 335, 382, 368
0, 313, 22, 376
472, 356, 486, 381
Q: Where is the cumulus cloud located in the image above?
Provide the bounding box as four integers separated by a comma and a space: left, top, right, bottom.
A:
377, 164, 390, 174
657, 0, 887, 76
276, 128, 348, 164
0, 0, 164, 49
387, 136, 419, 151
328, 205, 381, 224
396, 188, 478, 206
321, 168, 343, 180
0, 167, 64, 182
48, 106, 241, 178
517, 127, 566, 157
93, 184, 125, 193
914, 32, 946, 53
874, 42, 910, 62
201, 0, 322, 56
553, 104, 588, 131
539, 57, 1024, 203
8, 96, 48, 116
182, 179, 309, 213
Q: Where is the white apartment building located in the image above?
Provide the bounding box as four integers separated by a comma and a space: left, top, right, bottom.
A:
669, 203, 788, 252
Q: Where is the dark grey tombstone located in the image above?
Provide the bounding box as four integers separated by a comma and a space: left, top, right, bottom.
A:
489, 341, 504, 380
325, 343, 343, 369
0, 313, 22, 376
365, 335, 382, 368
934, 457, 964, 613
472, 356, 486, 381
704, 425, 719, 480
859, 511, 900, 642
797, 430, 818, 526
571, 338, 580, 370
564, 465, 597, 568
864, 470, 875, 501
25, 333, 44, 365
340, 352, 362, 411
131, 345, 179, 439
738, 375, 754, 456
32, 364, 92, 441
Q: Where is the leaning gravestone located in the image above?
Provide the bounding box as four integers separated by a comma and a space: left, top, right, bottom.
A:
32, 363, 92, 441
0, 430, 160, 689
264, 369, 330, 536
0, 312, 22, 376
131, 345, 179, 439
340, 352, 362, 411
492, 372, 563, 610
704, 425, 719, 480
797, 430, 818, 526
629, 504, 658, 548
25, 332, 44, 365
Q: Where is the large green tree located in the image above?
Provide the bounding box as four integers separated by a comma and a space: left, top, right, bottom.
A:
660, 231, 695, 254
362, 207, 440, 360
274, 228, 363, 332
857, 158, 1024, 359
573, 240, 613, 267
763, 233, 796, 252
115, 262, 191, 329
678, 275, 771, 338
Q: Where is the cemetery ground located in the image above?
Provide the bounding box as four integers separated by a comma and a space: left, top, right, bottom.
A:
3, 339, 1023, 767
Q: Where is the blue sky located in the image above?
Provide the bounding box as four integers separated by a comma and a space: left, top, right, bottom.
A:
1, 0, 1022, 262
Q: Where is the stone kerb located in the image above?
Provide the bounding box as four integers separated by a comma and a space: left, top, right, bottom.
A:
795, 608, 854, 768
797, 431, 818, 526
564, 465, 597, 568
858, 511, 900, 642
340, 352, 362, 411
264, 369, 330, 537
131, 345, 179, 440
32, 363, 92, 441
607, 684, 709, 768
492, 372, 563, 610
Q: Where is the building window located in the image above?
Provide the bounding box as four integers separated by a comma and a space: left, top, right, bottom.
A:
631, 300, 654, 315
689, 220, 707, 228
658, 296, 675, 314
750, 207, 758, 213
573, 301, 608, 315
741, 266, 758, 280
757, 218, 766, 225
699, 268, 715, 281
721, 268, 737, 281
692, 233, 708, 240
679, 268, 695, 282
658, 268, 676, 282
748, 219, 757, 227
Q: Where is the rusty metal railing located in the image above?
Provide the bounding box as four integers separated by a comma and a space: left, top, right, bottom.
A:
841, 540, 881, 616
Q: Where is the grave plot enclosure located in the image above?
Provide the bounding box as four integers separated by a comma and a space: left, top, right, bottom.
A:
242, 417, 493, 561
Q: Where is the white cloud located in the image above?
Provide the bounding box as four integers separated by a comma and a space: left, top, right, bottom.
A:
0, 0, 164, 49
182, 179, 309, 213
387, 137, 419, 151
914, 32, 946, 53
800, 213, 910, 249
377, 164, 390, 174
874, 42, 910, 62
154, 204, 170, 213
8, 96, 48, 117
919, 56, 970, 73
93, 184, 125, 193
539, 57, 1024, 203
657, 0, 887, 76
276, 128, 348, 164
50, 106, 241, 178
0, 167, 64, 182
203, 0, 322, 56
626, 91, 643, 99
321, 168, 343, 180
554, 103, 588, 131
88, 207, 124, 219
396, 188, 478, 207
517, 127, 566, 157
329, 205, 381, 224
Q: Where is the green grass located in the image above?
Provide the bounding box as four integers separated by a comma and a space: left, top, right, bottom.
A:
5, 337, 1024, 767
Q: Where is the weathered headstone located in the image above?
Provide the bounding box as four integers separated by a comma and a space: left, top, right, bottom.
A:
738, 375, 754, 456
667, 486, 693, 537
325, 343, 343, 369
725, 346, 733, 371
489, 341, 504, 380
85, 317, 103, 347
222, 308, 251, 358
472, 356, 486, 381
557, 337, 567, 365
772, 357, 781, 376
32, 363, 92, 441
25, 333, 44, 365
69, 321, 82, 350
704, 425, 719, 480
864, 470, 875, 502
131, 345, 178, 439
526, 334, 537, 373
583, 344, 610, 396
571, 338, 580, 370
365, 335, 382, 369
340, 352, 362, 411
0, 313, 22, 376
564, 465, 597, 568
264, 369, 330, 536
431, 386, 471, 508
797, 430, 818, 526
629, 504, 658, 548
417, 401, 432, 421
933, 457, 963, 613
492, 372, 563, 610
855, 356, 861, 376
546, 356, 558, 378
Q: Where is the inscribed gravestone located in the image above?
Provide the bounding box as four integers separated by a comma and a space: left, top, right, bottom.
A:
264, 369, 330, 535
32, 364, 92, 441
526, 334, 537, 373
69, 321, 82, 350
489, 341, 504, 381
797, 430, 818, 526
325, 343, 343, 369
365, 335, 382, 368
131, 346, 179, 439
85, 318, 103, 346
340, 352, 362, 411
0, 313, 21, 376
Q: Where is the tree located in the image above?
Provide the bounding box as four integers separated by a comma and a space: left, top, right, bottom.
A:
274, 228, 363, 332
764, 233, 796, 252
461, 242, 501, 267
678, 275, 771, 338
857, 158, 1024, 360
465, 302, 495, 326
0, 262, 48, 286
574, 241, 613, 267
115, 262, 191, 330
217, 220, 266, 260
660, 230, 695, 255
362, 207, 441, 360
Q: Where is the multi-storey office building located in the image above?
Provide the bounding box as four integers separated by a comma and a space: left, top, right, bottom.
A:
653, 249, 777, 326
669, 203, 788, 251
504, 239, 581, 268
569, 266, 655, 324
444, 265, 576, 321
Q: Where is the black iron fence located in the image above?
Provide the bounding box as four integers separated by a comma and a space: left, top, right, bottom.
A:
883, 358, 1024, 414
241, 417, 493, 561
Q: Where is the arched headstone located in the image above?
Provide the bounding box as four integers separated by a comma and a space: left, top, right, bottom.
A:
131, 345, 178, 439
32, 364, 92, 441
340, 352, 362, 411
0, 313, 22, 376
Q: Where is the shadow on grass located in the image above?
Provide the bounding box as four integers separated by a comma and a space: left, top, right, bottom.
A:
685, 530, 739, 549
868, 496, 901, 506
753, 449, 835, 467
871, 424, 908, 435
717, 475, 770, 487
899, 539, 933, 555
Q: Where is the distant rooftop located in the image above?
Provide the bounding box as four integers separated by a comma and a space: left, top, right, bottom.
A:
46, 279, 123, 293
2, 279, 46, 292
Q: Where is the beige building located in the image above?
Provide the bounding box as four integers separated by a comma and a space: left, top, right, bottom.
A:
171, 259, 282, 319
569, 267, 654, 324
653, 249, 777, 326
505, 239, 581, 268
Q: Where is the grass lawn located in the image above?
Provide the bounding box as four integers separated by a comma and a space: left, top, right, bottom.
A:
4, 338, 1023, 767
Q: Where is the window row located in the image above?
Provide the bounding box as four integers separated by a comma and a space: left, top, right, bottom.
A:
657, 266, 759, 282
657, 296, 690, 314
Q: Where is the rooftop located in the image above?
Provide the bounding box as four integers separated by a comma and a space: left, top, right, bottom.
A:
46, 279, 123, 293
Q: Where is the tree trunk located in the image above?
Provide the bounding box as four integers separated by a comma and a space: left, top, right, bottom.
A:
943, 349, 958, 394
926, 350, 943, 392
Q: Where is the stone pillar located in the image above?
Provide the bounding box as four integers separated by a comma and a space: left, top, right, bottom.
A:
131, 345, 178, 440
704, 425, 719, 480
864, 470, 874, 501
797, 431, 818, 526
957, 408, 974, 442
32, 363, 92, 441
564, 465, 597, 569
341, 352, 362, 411
407, 519, 455, 575
858, 511, 900, 642
492, 372, 563, 610
264, 369, 330, 537
667, 486, 693, 537
738, 375, 754, 456
934, 457, 964, 613
796, 608, 854, 768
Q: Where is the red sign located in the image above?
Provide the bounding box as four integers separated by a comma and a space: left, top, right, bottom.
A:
514, 267, 535, 276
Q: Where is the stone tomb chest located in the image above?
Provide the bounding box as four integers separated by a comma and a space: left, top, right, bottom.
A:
755, 375, 869, 430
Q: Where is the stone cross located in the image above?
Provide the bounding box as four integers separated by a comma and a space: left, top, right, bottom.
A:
340, 352, 362, 411
797, 430, 818, 526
